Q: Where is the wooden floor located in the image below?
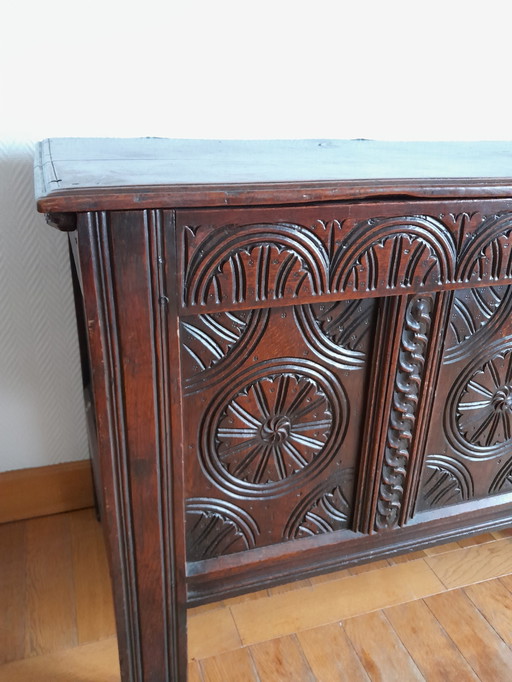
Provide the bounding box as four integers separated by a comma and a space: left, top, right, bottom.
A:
1, 510, 512, 681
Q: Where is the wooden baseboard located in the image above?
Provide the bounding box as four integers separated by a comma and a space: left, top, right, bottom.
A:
0, 460, 94, 524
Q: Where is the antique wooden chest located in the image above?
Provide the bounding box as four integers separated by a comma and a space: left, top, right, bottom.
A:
35, 138, 512, 681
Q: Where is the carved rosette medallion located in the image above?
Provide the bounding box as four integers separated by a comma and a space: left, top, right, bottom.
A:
216, 375, 332, 484
447, 346, 512, 457
375, 295, 433, 530
201, 361, 348, 498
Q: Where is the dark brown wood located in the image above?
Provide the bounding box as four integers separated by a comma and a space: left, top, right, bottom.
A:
35, 138, 512, 682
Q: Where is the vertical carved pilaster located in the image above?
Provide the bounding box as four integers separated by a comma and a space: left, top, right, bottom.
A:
375, 295, 433, 529
353, 292, 450, 533
352, 295, 408, 534
400, 291, 453, 520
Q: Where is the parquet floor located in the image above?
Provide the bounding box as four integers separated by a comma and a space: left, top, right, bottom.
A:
0, 509, 511, 680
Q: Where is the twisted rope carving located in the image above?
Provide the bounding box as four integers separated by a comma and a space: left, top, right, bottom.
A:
375, 296, 432, 529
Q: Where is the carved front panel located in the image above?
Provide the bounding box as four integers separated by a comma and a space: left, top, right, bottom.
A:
417, 285, 512, 512
177, 202, 512, 313
177, 201, 512, 562
181, 301, 377, 561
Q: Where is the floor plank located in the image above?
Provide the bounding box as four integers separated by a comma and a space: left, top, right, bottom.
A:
188, 607, 242, 660
423, 541, 461, 556
200, 647, 258, 682
24, 515, 77, 657
464, 579, 512, 646
0, 521, 26, 663
188, 661, 204, 682
249, 635, 315, 682
498, 572, 512, 593
219, 590, 267, 608
384, 599, 478, 681
425, 589, 512, 681
343, 610, 424, 681
387, 550, 427, 565
425, 537, 512, 589
350, 559, 390, 575
457, 532, 496, 548
2, 511, 512, 681
267, 578, 312, 595
69, 509, 116, 644
309, 566, 353, 584
230, 558, 444, 646
297, 622, 370, 681
0, 637, 120, 682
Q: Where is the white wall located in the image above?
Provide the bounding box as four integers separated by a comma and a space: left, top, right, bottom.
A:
2, 1, 511, 142
0, 1, 510, 471
0, 141, 88, 472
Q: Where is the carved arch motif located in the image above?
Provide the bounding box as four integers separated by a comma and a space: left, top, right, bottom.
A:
181, 214, 457, 308
329, 216, 456, 293
457, 213, 512, 283
184, 224, 329, 306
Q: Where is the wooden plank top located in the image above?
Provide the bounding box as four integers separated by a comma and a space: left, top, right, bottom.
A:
35, 138, 512, 212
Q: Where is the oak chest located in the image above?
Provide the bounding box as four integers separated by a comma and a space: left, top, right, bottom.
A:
36, 138, 512, 681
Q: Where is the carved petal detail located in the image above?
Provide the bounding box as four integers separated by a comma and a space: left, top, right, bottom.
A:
186, 498, 259, 561
284, 470, 354, 539
294, 299, 376, 370
444, 286, 512, 363
419, 455, 474, 510
181, 309, 270, 395
489, 456, 512, 494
